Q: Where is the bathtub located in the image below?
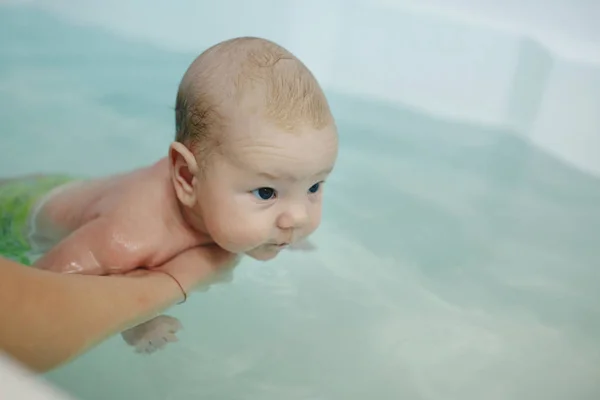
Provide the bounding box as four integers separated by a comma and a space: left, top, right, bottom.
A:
1, 1, 599, 399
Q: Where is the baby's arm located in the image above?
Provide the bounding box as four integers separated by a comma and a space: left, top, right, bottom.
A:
33, 217, 142, 275
120, 246, 239, 354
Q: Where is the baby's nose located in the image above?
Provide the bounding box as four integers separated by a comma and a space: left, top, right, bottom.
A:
277, 204, 309, 230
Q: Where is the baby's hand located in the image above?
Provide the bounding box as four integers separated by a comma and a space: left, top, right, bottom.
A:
121, 315, 182, 354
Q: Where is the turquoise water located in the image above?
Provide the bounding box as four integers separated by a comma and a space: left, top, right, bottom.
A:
2, 5, 600, 400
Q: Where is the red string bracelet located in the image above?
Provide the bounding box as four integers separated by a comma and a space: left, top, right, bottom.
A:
152, 269, 187, 304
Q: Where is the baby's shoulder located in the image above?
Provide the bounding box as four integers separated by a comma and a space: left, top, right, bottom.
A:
91, 166, 163, 209
81, 162, 175, 224
102, 173, 173, 225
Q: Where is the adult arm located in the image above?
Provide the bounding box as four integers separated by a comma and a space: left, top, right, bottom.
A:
0, 245, 236, 373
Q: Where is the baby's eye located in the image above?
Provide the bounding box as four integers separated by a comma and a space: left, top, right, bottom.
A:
252, 187, 277, 200
308, 182, 321, 194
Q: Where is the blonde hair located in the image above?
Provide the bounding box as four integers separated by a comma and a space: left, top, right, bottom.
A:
174, 37, 333, 160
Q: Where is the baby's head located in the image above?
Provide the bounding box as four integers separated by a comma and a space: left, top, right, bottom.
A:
168, 37, 338, 261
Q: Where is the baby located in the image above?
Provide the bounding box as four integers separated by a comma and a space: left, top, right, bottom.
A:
0, 37, 338, 353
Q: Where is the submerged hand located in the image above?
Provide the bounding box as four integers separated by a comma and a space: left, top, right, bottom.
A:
121, 315, 183, 354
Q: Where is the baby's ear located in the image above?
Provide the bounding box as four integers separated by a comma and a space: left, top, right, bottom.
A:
169, 142, 199, 207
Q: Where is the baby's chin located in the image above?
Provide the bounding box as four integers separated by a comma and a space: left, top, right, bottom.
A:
244, 246, 282, 261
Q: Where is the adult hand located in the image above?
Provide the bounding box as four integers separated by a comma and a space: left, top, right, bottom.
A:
0, 245, 239, 373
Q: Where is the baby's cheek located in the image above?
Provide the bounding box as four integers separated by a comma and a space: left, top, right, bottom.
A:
209, 211, 267, 251
306, 206, 323, 235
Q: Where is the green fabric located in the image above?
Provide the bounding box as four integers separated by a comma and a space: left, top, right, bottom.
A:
0, 175, 74, 265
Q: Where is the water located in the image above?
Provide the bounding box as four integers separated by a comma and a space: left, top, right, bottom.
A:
1, 5, 600, 400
